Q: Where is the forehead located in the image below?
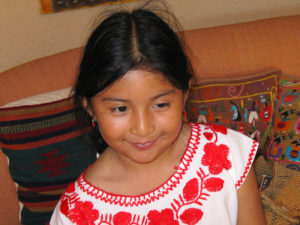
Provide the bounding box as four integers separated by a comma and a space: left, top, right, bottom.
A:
97, 70, 176, 96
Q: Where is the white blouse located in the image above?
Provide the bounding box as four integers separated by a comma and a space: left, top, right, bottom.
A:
50, 123, 258, 225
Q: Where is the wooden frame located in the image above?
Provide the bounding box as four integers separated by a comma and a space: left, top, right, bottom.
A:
39, 0, 141, 14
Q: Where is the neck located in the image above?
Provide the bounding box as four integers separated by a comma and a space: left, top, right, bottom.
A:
108, 122, 190, 176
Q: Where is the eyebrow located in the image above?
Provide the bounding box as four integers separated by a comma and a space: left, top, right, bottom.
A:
101, 90, 176, 102
151, 90, 175, 100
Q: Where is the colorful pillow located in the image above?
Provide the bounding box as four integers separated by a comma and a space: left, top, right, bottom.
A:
265, 76, 300, 172
186, 70, 281, 155
0, 96, 97, 225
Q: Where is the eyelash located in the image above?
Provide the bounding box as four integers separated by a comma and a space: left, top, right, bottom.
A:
110, 102, 170, 113
111, 106, 128, 113
154, 102, 170, 109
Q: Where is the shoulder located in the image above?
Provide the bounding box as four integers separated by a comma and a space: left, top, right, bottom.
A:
191, 122, 257, 157
190, 122, 258, 189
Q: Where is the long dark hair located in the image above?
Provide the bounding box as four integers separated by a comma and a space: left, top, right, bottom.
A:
74, 2, 194, 153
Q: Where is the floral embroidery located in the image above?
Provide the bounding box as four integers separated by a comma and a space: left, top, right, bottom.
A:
60, 197, 70, 217
60, 183, 78, 217
60, 183, 99, 225
203, 124, 227, 142
183, 178, 199, 202
113, 212, 134, 225
148, 209, 179, 225
170, 168, 224, 224
66, 182, 76, 193
68, 201, 99, 225
180, 208, 203, 225
202, 142, 232, 175
204, 177, 224, 192
210, 124, 227, 134
56, 123, 249, 225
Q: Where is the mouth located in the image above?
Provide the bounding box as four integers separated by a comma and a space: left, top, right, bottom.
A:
130, 140, 156, 150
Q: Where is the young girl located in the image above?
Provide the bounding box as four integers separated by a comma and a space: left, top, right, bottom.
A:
50, 3, 266, 225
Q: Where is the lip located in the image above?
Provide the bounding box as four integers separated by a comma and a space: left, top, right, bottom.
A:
130, 140, 156, 150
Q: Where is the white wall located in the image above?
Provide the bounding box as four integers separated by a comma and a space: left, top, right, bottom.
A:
1, 0, 300, 72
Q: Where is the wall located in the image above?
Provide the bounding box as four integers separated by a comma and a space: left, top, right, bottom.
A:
1, 0, 300, 73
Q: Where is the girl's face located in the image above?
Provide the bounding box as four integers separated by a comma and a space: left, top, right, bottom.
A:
88, 69, 188, 165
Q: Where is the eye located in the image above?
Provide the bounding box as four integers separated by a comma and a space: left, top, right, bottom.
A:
111, 106, 128, 113
153, 102, 170, 110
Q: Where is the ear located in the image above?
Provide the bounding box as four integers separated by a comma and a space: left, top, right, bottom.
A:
82, 97, 93, 118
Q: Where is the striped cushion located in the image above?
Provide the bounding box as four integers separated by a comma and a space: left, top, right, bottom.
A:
0, 97, 96, 225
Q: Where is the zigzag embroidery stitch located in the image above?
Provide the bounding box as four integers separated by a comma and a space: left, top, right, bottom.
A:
77, 123, 201, 207
235, 140, 258, 188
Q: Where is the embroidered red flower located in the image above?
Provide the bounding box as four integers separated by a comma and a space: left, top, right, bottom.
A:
202, 143, 232, 175
203, 132, 213, 141
204, 177, 224, 192
148, 209, 179, 225
204, 124, 227, 141
113, 212, 132, 225
60, 196, 70, 216
180, 208, 203, 225
68, 201, 99, 225
60, 183, 76, 216
207, 124, 227, 134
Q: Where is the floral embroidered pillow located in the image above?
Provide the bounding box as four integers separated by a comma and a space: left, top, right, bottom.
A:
186, 70, 281, 155
265, 76, 300, 172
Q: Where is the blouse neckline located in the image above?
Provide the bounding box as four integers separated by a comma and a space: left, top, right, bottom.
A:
77, 123, 201, 206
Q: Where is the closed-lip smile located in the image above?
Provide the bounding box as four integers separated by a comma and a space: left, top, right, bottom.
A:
130, 140, 156, 150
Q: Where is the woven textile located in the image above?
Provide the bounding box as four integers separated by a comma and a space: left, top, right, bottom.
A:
0, 97, 96, 225
265, 78, 300, 172
254, 156, 300, 225
186, 70, 281, 155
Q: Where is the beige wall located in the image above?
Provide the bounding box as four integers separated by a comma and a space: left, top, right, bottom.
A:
1, 0, 300, 73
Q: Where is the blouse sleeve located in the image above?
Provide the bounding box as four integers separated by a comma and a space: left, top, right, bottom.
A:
225, 128, 259, 190
50, 201, 73, 225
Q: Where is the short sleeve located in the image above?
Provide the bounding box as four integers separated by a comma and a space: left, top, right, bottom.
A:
50, 202, 73, 225
224, 128, 259, 189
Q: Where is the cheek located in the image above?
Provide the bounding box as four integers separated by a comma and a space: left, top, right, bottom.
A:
97, 115, 128, 140
155, 110, 183, 132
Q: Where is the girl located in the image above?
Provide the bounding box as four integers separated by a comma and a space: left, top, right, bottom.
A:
50, 2, 266, 225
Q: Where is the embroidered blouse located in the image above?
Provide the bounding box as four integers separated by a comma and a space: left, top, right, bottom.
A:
50, 123, 258, 225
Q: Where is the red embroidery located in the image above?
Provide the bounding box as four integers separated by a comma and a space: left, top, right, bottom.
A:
65, 182, 75, 193
204, 177, 224, 192
58, 123, 254, 225
206, 124, 227, 135
113, 212, 132, 225
77, 124, 201, 207
171, 169, 224, 224
210, 124, 227, 134
183, 178, 199, 202
203, 132, 213, 141
202, 143, 232, 175
260, 104, 272, 122
148, 209, 179, 225
180, 208, 203, 225
60, 196, 70, 217
68, 201, 99, 225
235, 140, 258, 188
203, 124, 227, 143
60, 183, 79, 217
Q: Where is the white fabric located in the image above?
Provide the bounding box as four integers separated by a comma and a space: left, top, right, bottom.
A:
50, 123, 258, 225
1, 87, 72, 107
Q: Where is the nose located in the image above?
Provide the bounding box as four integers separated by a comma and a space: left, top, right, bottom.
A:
130, 110, 155, 137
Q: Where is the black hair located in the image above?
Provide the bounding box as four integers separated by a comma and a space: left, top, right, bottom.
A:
74, 2, 194, 153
